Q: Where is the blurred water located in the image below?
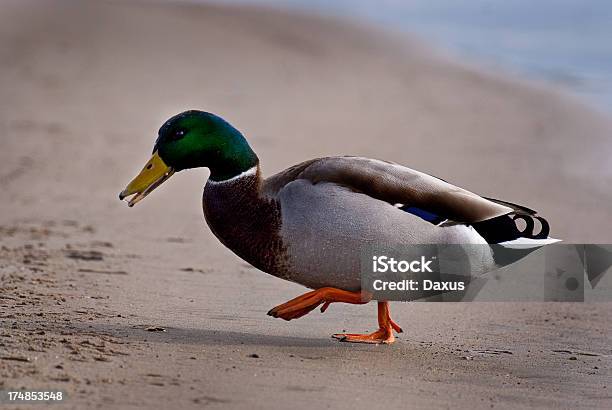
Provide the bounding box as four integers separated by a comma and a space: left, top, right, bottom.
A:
220, 0, 612, 112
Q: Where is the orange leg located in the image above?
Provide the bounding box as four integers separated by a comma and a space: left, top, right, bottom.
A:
267, 288, 402, 344
332, 301, 399, 344
267, 287, 370, 321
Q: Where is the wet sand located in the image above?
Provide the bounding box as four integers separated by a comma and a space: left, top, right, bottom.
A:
0, 1, 611, 409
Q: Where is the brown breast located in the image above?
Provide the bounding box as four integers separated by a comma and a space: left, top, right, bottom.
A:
202, 168, 289, 275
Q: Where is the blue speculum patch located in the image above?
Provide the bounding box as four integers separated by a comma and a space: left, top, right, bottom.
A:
401, 206, 445, 225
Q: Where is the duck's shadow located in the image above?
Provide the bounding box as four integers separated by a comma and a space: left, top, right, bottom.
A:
74, 323, 352, 349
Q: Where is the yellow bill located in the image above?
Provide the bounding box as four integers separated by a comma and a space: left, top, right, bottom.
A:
119, 151, 175, 207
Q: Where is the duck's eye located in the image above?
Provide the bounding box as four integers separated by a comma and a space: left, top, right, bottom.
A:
169, 128, 187, 141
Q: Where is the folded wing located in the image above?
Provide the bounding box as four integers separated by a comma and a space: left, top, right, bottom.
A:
266, 156, 511, 223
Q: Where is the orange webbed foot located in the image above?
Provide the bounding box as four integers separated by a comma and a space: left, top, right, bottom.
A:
332, 327, 395, 344
331, 301, 400, 344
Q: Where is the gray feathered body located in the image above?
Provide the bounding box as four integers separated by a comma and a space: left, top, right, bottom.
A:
203, 157, 553, 291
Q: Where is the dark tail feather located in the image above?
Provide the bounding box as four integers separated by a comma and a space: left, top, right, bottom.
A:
471, 213, 551, 244
472, 213, 558, 266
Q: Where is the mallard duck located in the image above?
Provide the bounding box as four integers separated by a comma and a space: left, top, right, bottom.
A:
119, 110, 558, 344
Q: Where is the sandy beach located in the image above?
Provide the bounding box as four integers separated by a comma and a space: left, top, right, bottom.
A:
1, 0, 611, 408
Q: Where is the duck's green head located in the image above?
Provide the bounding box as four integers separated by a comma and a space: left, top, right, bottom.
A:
119, 110, 258, 207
